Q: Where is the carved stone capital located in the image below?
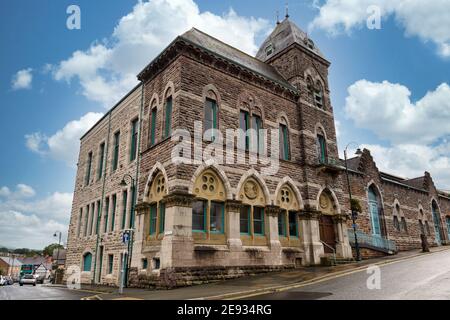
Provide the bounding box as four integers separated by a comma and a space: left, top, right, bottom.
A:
162, 192, 195, 208
265, 205, 281, 217
332, 214, 349, 223
225, 200, 243, 212
299, 210, 322, 220
135, 202, 151, 215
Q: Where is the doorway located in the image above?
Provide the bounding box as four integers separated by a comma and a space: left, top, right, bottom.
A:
319, 215, 336, 253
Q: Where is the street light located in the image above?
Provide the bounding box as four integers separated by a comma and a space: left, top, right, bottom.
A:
53, 231, 62, 284
344, 142, 363, 261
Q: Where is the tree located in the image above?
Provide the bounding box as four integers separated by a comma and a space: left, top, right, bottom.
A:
43, 243, 64, 257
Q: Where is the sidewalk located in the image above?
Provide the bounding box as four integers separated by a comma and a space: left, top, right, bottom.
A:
68, 246, 450, 300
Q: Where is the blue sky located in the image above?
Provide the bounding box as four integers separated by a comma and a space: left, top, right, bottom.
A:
1, 0, 449, 249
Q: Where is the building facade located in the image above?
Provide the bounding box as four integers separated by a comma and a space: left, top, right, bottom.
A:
65, 17, 450, 288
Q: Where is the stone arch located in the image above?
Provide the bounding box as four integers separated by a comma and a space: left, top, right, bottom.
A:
148, 93, 160, 110
163, 81, 175, 99
418, 204, 427, 221
189, 163, 232, 200
367, 182, 387, 237
143, 162, 169, 202
392, 199, 403, 216
202, 84, 222, 106
192, 168, 227, 202
235, 168, 271, 205
273, 177, 304, 210
314, 123, 328, 140
276, 111, 292, 130
366, 181, 385, 208
316, 187, 340, 215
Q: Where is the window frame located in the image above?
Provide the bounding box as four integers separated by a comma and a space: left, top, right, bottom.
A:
130, 118, 139, 162
107, 254, 113, 274
97, 143, 105, 181
204, 98, 218, 141
240, 205, 251, 235
112, 131, 120, 172
149, 107, 157, 146
164, 96, 173, 139
103, 197, 109, 234
192, 200, 207, 233
83, 253, 92, 272
85, 151, 93, 186
279, 123, 290, 161
121, 190, 128, 230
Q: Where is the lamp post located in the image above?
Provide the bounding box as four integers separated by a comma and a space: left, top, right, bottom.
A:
53, 231, 62, 284
344, 143, 363, 261
119, 174, 136, 289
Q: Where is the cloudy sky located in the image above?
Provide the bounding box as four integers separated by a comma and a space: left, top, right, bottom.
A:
1, 0, 449, 249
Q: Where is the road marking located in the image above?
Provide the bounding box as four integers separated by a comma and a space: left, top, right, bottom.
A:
196, 248, 450, 300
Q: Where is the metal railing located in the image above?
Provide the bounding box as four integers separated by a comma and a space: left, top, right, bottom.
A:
348, 229, 397, 253
318, 157, 344, 167
321, 241, 336, 265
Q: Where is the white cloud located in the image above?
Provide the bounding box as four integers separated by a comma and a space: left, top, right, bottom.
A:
52, 0, 269, 106
11, 68, 33, 90
0, 185, 72, 249
310, 0, 450, 57
345, 80, 450, 145
344, 79, 450, 189
26, 112, 104, 167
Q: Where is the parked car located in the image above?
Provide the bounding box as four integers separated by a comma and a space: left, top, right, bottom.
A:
19, 274, 37, 286
4, 276, 14, 285
0, 276, 7, 286
35, 274, 45, 284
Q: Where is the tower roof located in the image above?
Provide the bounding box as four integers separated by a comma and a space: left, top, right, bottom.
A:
256, 18, 326, 62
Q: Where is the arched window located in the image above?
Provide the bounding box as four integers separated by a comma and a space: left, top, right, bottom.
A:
279, 118, 290, 161
239, 178, 266, 239
316, 128, 327, 164
204, 91, 218, 141
83, 252, 92, 272
163, 90, 173, 139
192, 169, 226, 235
146, 172, 167, 239
368, 186, 382, 237
432, 201, 443, 244
314, 81, 324, 109
149, 102, 158, 146
393, 204, 401, 232
277, 185, 300, 244
306, 76, 314, 103
419, 209, 425, 235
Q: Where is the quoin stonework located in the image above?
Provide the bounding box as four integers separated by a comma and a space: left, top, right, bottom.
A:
65, 17, 450, 288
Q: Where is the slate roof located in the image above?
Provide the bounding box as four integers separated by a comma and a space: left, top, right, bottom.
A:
256, 18, 326, 62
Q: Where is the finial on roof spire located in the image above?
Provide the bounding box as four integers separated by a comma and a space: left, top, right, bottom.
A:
285, 1, 289, 19
276, 10, 280, 25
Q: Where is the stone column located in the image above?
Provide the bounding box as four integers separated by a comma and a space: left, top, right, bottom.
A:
225, 200, 243, 251
299, 210, 324, 266
265, 205, 282, 265
333, 214, 353, 259
160, 192, 195, 269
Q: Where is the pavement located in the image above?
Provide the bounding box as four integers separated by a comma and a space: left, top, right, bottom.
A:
4, 246, 448, 300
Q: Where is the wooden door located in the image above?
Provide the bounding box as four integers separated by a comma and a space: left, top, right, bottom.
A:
319, 215, 336, 253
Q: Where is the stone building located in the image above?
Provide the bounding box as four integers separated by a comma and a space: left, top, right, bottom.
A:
65, 17, 450, 288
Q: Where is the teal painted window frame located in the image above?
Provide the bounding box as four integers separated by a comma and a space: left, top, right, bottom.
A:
150, 108, 157, 146
129, 186, 136, 229
204, 98, 218, 141
240, 205, 251, 235
111, 195, 117, 232
239, 110, 250, 150
149, 204, 157, 235
252, 115, 263, 154
107, 254, 113, 274
94, 200, 101, 235
85, 152, 93, 186
104, 197, 109, 234
253, 207, 265, 236
210, 201, 225, 234
142, 258, 148, 270
192, 200, 207, 233
97, 143, 105, 181
159, 203, 166, 233
317, 134, 327, 164
278, 211, 286, 237
164, 96, 173, 139
78, 208, 83, 238
84, 205, 89, 237
279, 124, 290, 161
130, 118, 139, 162
112, 131, 120, 171
83, 253, 92, 272
89, 203, 95, 235
121, 191, 128, 230
288, 211, 299, 237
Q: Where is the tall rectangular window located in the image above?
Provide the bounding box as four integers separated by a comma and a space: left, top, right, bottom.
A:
278, 211, 286, 236
317, 135, 327, 164
159, 203, 166, 233
111, 194, 117, 232
121, 191, 128, 230
289, 212, 298, 237
77, 208, 83, 238
112, 131, 120, 172
210, 202, 224, 233
84, 205, 89, 237
279, 124, 290, 160
204, 98, 217, 140
150, 108, 157, 146
103, 197, 110, 234
85, 152, 93, 186
251, 115, 263, 154
149, 204, 157, 235
97, 143, 105, 181
192, 200, 206, 232
89, 203, 95, 235
164, 96, 172, 138
239, 110, 250, 150
240, 206, 250, 234
401, 217, 408, 233
94, 201, 100, 235
253, 207, 264, 235
129, 186, 136, 229
130, 119, 138, 162
108, 254, 113, 274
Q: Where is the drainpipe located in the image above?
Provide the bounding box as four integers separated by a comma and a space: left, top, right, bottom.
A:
125, 82, 145, 287
92, 112, 112, 285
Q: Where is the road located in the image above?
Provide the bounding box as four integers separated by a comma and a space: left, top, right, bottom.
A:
0, 283, 93, 300
246, 249, 450, 300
